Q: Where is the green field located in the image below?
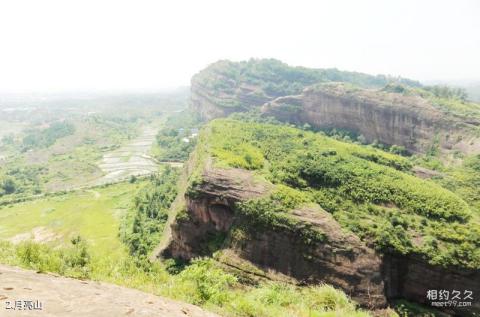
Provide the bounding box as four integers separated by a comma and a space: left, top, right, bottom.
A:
0, 182, 144, 260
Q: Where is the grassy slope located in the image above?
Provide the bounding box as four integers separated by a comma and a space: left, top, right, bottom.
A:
198, 119, 480, 269
0, 181, 143, 259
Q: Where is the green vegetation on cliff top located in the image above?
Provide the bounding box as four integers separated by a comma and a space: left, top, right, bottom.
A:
383, 83, 480, 119
193, 119, 480, 269
196, 59, 480, 127
194, 59, 420, 105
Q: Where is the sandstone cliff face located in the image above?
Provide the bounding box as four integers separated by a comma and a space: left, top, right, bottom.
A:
190, 60, 480, 155
190, 60, 281, 121
261, 84, 480, 154
230, 206, 387, 309
190, 79, 270, 121
383, 254, 480, 316
165, 167, 270, 259
189, 58, 412, 122
165, 167, 387, 308
192, 72, 480, 154
163, 166, 480, 315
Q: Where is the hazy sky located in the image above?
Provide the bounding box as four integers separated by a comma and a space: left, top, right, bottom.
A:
0, 0, 478, 92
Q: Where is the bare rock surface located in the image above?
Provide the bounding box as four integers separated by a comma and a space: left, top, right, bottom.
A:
164, 166, 387, 308
0, 265, 219, 317
232, 206, 387, 309
163, 164, 480, 315
261, 84, 480, 154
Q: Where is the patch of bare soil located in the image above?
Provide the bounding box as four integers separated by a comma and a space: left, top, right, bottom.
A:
0, 265, 220, 317
8, 227, 60, 245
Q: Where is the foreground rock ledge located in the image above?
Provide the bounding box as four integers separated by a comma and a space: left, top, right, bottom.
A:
0, 265, 219, 317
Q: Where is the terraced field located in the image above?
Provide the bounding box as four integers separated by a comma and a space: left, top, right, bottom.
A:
93, 127, 159, 186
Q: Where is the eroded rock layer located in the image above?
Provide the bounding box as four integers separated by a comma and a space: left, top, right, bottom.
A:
165, 167, 387, 308
261, 84, 480, 154
163, 166, 480, 315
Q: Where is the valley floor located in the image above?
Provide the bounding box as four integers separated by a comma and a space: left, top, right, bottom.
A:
92, 127, 159, 186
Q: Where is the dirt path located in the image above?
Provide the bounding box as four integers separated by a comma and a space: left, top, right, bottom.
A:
0, 265, 220, 317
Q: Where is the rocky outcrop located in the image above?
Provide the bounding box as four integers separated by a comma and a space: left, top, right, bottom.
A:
189, 59, 420, 122
190, 60, 277, 121
164, 167, 271, 260
190, 79, 270, 121
383, 255, 480, 316
261, 84, 480, 154
0, 264, 220, 317
231, 206, 387, 309
190, 59, 480, 154
163, 165, 480, 315
164, 166, 387, 309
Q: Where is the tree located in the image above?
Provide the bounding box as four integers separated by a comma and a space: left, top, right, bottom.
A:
357, 134, 367, 144
1, 134, 14, 146
390, 145, 407, 156
2, 177, 17, 194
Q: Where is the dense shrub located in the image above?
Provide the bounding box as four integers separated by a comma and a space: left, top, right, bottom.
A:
175, 259, 237, 305
0, 165, 44, 198
196, 59, 421, 107
122, 166, 179, 256
22, 121, 75, 151
198, 119, 480, 268
1, 177, 17, 194
154, 110, 200, 162
13, 236, 91, 278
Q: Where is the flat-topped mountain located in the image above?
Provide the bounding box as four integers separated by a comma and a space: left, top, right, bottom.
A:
262, 83, 480, 154
190, 59, 420, 121
190, 59, 480, 155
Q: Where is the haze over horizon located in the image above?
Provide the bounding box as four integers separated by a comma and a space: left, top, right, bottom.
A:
0, 0, 479, 93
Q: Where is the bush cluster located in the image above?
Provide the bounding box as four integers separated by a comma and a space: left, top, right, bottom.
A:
201, 119, 480, 268
122, 166, 179, 256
